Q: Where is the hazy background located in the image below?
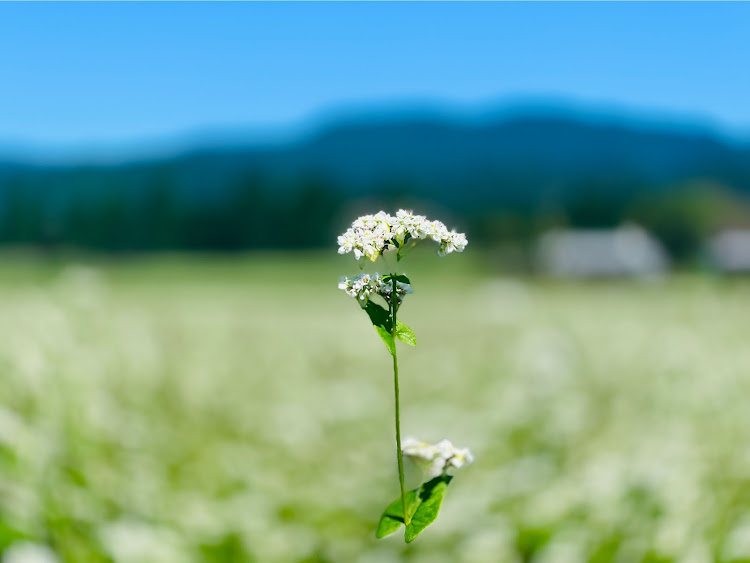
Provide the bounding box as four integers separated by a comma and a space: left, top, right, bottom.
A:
2, 3, 750, 563
0, 2, 749, 263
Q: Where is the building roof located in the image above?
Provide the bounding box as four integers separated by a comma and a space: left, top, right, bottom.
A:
536, 225, 669, 278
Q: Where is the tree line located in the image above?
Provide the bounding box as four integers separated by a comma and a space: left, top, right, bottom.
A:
0, 171, 748, 264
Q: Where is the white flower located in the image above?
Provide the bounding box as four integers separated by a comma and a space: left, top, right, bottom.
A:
339, 273, 413, 307
426, 220, 449, 243
337, 210, 467, 261
338, 273, 378, 306
402, 437, 437, 460
402, 437, 473, 478
337, 212, 395, 262
438, 230, 468, 256
395, 210, 430, 242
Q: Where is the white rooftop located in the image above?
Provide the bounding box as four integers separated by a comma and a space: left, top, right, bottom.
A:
707, 230, 750, 273
536, 225, 670, 278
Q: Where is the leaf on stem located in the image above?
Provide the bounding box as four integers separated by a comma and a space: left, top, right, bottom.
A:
375, 488, 418, 539
404, 475, 453, 543
364, 301, 391, 329
374, 325, 396, 356
395, 321, 417, 347
364, 301, 395, 356
362, 286, 414, 355
379, 273, 412, 287
375, 475, 453, 542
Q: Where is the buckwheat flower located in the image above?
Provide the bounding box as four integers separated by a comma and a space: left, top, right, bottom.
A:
338, 210, 466, 264
393, 210, 430, 243
426, 220, 449, 243
338, 212, 396, 262
337, 211, 470, 542
434, 439, 454, 459
411, 217, 431, 240
438, 230, 469, 256
446, 445, 474, 470
339, 273, 379, 306
402, 438, 439, 462
374, 210, 397, 227
402, 437, 473, 478
337, 230, 358, 257
390, 213, 408, 245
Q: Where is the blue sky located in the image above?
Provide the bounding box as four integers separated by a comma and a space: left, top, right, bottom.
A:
1, 2, 749, 150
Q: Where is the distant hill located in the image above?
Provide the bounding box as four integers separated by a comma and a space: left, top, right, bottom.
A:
0, 103, 749, 253
261, 112, 750, 205
2, 106, 750, 203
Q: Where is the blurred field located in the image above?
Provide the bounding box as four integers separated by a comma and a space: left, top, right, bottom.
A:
2, 251, 750, 562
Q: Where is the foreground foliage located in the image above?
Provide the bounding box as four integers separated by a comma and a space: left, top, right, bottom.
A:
0, 254, 750, 561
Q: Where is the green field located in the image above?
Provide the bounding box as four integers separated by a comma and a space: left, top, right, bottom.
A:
1, 252, 750, 562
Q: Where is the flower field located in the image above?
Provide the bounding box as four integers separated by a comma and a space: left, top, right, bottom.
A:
1, 252, 750, 562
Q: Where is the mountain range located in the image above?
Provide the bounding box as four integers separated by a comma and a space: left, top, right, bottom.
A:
0, 101, 748, 253
1, 102, 749, 207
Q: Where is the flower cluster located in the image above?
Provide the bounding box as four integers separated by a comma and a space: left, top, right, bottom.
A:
337, 210, 467, 262
402, 438, 474, 478
338, 273, 412, 307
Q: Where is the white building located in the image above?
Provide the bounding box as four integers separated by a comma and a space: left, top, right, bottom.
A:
706, 230, 750, 273
536, 225, 670, 278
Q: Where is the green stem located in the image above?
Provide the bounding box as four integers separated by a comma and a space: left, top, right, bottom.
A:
390, 275, 409, 526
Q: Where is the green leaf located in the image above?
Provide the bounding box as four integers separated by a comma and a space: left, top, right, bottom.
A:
395, 321, 417, 347
380, 273, 411, 285
374, 325, 396, 357
376, 475, 454, 543
404, 475, 453, 543
375, 488, 419, 539
364, 301, 390, 330
363, 301, 396, 355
